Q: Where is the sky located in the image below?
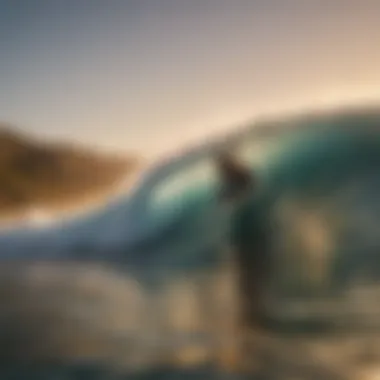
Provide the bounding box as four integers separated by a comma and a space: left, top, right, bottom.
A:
2, 0, 380, 158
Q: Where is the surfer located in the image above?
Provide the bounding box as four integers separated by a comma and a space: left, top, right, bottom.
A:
215, 150, 269, 330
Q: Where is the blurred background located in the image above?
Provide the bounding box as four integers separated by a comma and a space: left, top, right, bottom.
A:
1, 0, 380, 222
1, 1, 380, 379
2, 0, 380, 155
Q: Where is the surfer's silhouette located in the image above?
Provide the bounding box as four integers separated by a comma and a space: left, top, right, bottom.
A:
215, 150, 269, 330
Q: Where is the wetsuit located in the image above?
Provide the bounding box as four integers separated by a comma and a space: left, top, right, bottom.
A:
216, 154, 269, 328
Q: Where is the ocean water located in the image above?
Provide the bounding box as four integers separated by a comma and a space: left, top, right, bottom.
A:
1, 106, 380, 379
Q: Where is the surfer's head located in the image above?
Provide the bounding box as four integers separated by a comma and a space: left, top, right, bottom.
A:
215, 149, 254, 202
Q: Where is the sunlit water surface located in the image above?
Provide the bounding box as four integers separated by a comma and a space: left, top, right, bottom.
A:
2, 107, 380, 379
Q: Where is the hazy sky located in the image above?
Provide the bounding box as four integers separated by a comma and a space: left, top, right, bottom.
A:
2, 0, 380, 157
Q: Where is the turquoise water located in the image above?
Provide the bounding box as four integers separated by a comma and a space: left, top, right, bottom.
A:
155, 112, 380, 298
1, 107, 380, 378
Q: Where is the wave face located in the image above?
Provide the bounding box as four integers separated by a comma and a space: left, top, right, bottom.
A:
1, 106, 380, 378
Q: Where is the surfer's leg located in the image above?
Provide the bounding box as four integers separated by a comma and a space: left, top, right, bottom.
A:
234, 245, 265, 328
213, 253, 247, 374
